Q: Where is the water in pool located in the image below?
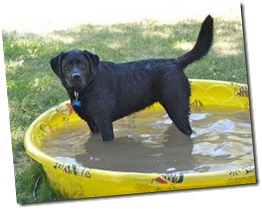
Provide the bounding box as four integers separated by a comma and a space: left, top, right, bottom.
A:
40, 106, 254, 174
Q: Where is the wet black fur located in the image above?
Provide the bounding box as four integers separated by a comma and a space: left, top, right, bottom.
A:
50, 15, 213, 141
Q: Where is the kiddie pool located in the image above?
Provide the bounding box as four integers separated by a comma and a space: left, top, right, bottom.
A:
24, 79, 256, 199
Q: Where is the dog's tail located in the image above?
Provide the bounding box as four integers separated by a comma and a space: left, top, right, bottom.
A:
175, 15, 213, 69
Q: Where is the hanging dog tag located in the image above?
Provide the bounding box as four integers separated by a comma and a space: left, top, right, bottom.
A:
72, 100, 81, 107
72, 92, 81, 107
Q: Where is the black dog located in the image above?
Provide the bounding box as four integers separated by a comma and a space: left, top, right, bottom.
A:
50, 15, 213, 141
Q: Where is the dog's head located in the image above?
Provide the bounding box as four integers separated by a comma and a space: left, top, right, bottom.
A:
50, 49, 99, 92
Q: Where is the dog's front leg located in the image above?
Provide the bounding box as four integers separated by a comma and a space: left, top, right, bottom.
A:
87, 121, 100, 134
84, 116, 100, 135
96, 118, 114, 141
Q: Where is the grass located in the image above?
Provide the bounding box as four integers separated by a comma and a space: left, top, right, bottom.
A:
3, 16, 247, 204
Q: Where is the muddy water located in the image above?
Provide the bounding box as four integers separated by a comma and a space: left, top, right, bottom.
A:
40, 106, 254, 174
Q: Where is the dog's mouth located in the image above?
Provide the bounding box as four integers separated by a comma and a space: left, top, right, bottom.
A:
72, 84, 82, 92
70, 80, 85, 92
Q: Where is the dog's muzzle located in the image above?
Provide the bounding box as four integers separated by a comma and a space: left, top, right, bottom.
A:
69, 72, 85, 92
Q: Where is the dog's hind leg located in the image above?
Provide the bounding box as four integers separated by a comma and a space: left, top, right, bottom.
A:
159, 81, 193, 136
162, 101, 193, 136
158, 70, 193, 136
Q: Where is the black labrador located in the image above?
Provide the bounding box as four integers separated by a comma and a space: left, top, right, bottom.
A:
50, 15, 213, 141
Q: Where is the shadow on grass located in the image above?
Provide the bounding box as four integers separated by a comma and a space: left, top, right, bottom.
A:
2, 17, 247, 203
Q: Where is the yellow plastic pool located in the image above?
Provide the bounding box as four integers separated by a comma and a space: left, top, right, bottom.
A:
24, 79, 256, 199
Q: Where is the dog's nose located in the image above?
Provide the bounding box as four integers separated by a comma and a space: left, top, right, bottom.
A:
72, 73, 81, 80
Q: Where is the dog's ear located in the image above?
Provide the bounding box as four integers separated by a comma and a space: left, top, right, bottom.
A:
83, 50, 100, 75
50, 52, 64, 77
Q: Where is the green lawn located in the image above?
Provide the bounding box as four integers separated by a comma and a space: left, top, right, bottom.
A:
3, 16, 247, 203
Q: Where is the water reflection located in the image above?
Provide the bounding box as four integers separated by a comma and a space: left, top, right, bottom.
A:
75, 125, 195, 173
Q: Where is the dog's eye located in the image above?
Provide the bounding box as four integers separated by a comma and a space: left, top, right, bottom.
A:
63, 63, 71, 71
77, 60, 86, 68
